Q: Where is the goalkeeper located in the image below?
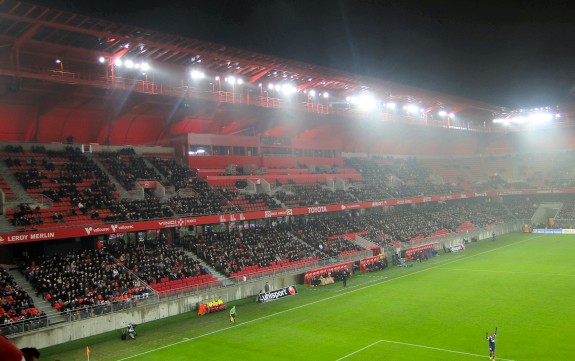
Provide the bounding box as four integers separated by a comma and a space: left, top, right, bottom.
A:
486, 327, 497, 361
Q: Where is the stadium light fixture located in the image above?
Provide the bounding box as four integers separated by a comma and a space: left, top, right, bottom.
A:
140, 62, 150, 71
438, 110, 448, 117
268, 83, 274, 90
357, 94, 376, 111
528, 112, 553, 123
98, 56, 106, 64
191, 70, 205, 80
323, 92, 329, 99
406, 104, 419, 114
309, 90, 316, 97
237, 78, 243, 85
386, 102, 396, 110
114, 59, 123, 67
125, 60, 134, 69
215, 76, 220, 81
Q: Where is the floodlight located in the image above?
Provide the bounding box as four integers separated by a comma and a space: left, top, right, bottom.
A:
386, 102, 396, 110
528, 113, 552, 123
323, 92, 329, 99
125, 60, 134, 69
55, 59, 61, 64
309, 90, 316, 97
98, 56, 106, 64
357, 94, 376, 111
227, 76, 236, 85
114, 59, 123, 66
191, 70, 205, 79
406, 104, 419, 114
268, 83, 274, 90
237, 78, 243, 85
215, 76, 220, 81
438, 110, 447, 117
140, 62, 150, 71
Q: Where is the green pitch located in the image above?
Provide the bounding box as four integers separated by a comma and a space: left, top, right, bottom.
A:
39, 233, 575, 360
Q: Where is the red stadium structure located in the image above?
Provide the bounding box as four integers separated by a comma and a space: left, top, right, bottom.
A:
2, 0, 575, 348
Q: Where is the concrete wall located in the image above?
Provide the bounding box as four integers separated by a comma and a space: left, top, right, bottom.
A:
11, 275, 300, 349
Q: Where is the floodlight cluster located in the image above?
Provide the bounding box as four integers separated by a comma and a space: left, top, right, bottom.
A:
113, 58, 150, 71
493, 112, 557, 126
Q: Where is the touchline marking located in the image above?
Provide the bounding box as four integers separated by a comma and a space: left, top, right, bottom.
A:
117, 236, 538, 360
336, 339, 516, 361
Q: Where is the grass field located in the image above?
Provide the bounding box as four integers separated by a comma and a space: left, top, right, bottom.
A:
38, 232, 575, 360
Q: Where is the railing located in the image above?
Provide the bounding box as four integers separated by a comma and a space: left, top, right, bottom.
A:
0, 292, 157, 337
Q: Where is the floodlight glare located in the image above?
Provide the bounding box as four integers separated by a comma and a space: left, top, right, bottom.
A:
98, 56, 106, 64
191, 70, 205, 79
227, 76, 236, 85
323, 92, 329, 99
386, 102, 396, 110
114, 59, 123, 67
438, 110, 447, 117
357, 94, 376, 111
268, 83, 274, 90
140, 62, 150, 71
309, 90, 316, 97
215, 76, 220, 81
528, 112, 552, 123
237, 78, 243, 85
55, 59, 61, 64
406, 104, 419, 114
125, 60, 134, 69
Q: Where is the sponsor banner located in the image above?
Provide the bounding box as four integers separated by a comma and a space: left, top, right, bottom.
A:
257, 285, 298, 303
450, 244, 466, 252
3, 188, 575, 244
532, 229, 563, 234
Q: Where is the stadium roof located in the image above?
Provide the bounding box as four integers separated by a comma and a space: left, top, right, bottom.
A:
0, 0, 508, 120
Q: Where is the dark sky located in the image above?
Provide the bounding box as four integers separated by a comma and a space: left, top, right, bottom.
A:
31, 0, 575, 108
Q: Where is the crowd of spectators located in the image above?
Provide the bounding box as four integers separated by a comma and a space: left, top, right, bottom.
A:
344, 157, 463, 200
106, 239, 210, 285
290, 217, 365, 257
554, 199, 575, 221
99, 150, 161, 190
21, 249, 149, 315
105, 198, 173, 222
1, 266, 46, 335
146, 157, 197, 191
192, 225, 321, 276
275, 183, 357, 207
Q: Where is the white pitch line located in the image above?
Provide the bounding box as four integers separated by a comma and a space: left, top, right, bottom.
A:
116, 236, 538, 360
334, 340, 383, 361
336, 339, 516, 361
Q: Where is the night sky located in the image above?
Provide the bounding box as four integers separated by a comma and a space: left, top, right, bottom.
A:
30, 0, 575, 108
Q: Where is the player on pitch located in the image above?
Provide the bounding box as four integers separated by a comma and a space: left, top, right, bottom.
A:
486, 326, 497, 361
